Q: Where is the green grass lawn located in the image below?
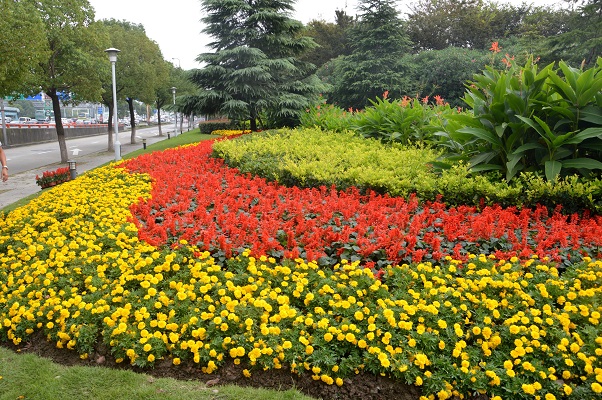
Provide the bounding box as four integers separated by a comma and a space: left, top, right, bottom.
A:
0, 347, 312, 400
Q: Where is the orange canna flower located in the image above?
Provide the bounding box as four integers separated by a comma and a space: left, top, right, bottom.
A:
433, 95, 445, 106
382, 90, 389, 99
489, 41, 501, 53
422, 96, 429, 104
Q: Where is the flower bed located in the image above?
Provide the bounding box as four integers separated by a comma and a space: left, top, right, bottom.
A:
211, 129, 252, 136
35, 166, 71, 189
1, 140, 601, 399
128, 140, 602, 269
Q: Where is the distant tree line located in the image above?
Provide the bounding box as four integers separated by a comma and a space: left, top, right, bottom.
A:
300, 0, 600, 109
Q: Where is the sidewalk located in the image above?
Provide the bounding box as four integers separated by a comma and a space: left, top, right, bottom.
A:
0, 134, 169, 210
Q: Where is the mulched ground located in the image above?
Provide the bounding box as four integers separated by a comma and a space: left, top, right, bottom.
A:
2, 333, 430, 400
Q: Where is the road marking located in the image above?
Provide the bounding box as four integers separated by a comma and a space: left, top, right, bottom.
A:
72, 149, 81, 156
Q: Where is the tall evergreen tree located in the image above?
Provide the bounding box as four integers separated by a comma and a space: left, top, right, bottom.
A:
190, 0, 326, 130
329, 0, 412, 109
547, 0, 601, 67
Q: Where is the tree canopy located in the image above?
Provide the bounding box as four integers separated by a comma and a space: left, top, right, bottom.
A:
328, 0, 412, 109
190, 0, 326, 130
0, 0, 49, 98
99, 19, 169, 145
33, 0, 109, 162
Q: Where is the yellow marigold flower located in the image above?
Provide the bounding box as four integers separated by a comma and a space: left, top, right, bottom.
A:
592, 382, 602, 393
522, 384, 536, 395
173, 358, 181, 365
437, 390, 451, 400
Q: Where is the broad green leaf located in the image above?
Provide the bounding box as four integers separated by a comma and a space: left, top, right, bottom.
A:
559, 61, 579, 92
505, 93, 526, 115
548, 68, 578, 104
506, 154, 523, 177
457, 127, 502, 147
470, 163, 504, 173
545, 160, 562, 181
470, 152, 495, 166
549, 106, 576, 121
561, 158, 602, 170
516, 115, 554, 144
552, 131, 576, 147
563, 128, 602, 145
580, 106, 602, 125
576, 68, 602, 106
511, 142, 545, 154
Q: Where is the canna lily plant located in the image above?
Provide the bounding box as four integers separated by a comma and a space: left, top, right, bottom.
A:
436, 53, 602, 182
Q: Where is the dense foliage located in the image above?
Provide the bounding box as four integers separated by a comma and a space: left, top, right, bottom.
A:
327, 0, 413, 109
190, 0, 326, 130
437, 56, 602, 182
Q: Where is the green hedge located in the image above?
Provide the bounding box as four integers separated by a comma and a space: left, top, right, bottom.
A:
198, 119, 233, 134
212, 128, 602, 214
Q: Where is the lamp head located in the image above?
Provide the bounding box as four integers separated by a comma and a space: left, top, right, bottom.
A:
105, 48, 121, 63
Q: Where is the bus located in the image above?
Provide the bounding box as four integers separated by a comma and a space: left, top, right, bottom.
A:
1, 106, 19, 122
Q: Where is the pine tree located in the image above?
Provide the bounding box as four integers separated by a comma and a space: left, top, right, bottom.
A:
191, 0, 326, 130
329, 0, 413, 110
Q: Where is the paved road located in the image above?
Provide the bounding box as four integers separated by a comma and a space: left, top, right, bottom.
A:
4, 125, 173, 175
0, 125, 176, 209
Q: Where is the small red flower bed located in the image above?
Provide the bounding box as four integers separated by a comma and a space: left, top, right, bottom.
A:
123, 140, 602, 268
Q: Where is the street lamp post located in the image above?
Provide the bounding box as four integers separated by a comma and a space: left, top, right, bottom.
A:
171, 87, 177, 136
105, 48, 121, 161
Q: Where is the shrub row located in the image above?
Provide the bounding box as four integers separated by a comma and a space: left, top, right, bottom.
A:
198, 119, 234, 134
212, 128, 602, 214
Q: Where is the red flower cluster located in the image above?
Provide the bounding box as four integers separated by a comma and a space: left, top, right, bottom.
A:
123, 141, 602, 267
35, 167, 71, 189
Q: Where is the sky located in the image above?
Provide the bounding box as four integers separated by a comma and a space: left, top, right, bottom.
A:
89, 0, 560, 71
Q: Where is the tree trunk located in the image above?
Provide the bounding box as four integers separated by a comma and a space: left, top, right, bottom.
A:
47, 89, 69, 163
107, 102, 115, 152
127, 97, 136, 143
249, 106, 258, 131
157, 108, 163, 136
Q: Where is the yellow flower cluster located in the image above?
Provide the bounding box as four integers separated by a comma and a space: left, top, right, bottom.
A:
1, 164, 601, 399
211, 129, 251, 136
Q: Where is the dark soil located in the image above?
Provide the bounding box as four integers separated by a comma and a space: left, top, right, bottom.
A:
1, 332, 428, 400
